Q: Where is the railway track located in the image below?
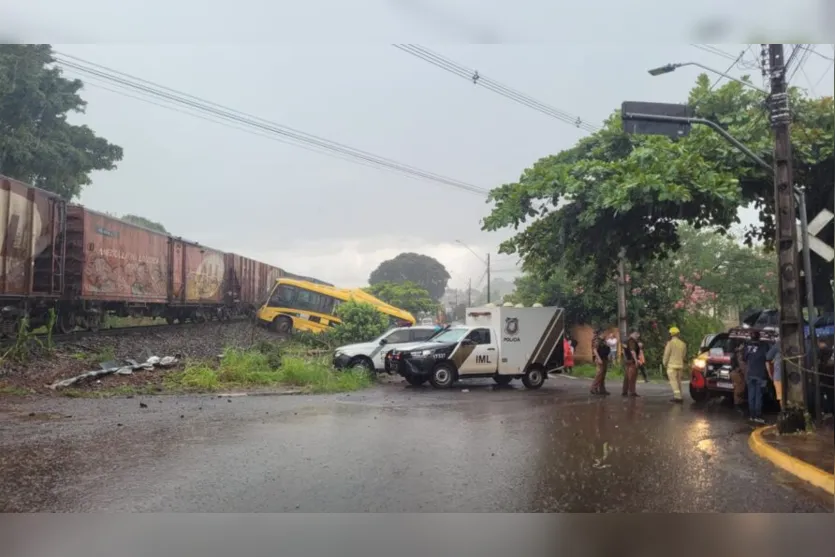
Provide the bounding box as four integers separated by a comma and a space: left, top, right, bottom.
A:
0, 317, 258, 348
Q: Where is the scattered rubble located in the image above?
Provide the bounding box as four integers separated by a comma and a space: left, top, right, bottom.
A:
0, 321, 281, 396
48, 354, 179, 390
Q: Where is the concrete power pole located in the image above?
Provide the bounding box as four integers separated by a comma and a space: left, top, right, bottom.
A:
768, 44, 807, 425
467, 278, 472, 307
486, 253, 491, 304
617, 248, 628, 350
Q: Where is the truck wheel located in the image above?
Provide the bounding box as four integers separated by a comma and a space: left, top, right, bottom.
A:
429, 362, 456, 389
689, 384, 708, 402
348, 356, 375, 374
405, 375, 426, 387
493, 375, 513, 386
522, 366, 545, 389
273, 316, 293, 334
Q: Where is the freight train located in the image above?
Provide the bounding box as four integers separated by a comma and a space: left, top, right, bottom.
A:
0, 174, 332, 336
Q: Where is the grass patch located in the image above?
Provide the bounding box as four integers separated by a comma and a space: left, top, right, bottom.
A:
0, 384, 31, 396
165, 346, 372, 394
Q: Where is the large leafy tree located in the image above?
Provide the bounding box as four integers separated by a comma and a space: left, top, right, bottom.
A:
507, 225, 779, 327
368, 252, 451, 300
364, 280, 438, 316
0, 44, 123, 199
483, 75, 833, 303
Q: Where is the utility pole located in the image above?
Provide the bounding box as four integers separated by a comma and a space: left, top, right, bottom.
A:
768, 44, 807, 427
798, 189, 821, 417
616, 248, 628, 350
486, 253, 491, 304
467, 278, 472, 307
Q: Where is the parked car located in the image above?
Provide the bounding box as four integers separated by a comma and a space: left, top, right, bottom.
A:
332, 325, 442, 373
689, 327, 778, 404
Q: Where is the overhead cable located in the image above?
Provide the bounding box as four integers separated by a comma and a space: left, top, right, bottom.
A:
53, 52, 489, 197
393, 44, 599, 133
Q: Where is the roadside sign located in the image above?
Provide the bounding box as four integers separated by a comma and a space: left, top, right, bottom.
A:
621, 101, 693, 139
797, 209, 834, 262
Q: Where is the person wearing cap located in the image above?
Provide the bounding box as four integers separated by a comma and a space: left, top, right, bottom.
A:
663, 326, 687, 403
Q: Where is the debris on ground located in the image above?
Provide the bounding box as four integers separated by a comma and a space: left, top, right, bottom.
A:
0, 322, 280, 396
48, 355, 180, 390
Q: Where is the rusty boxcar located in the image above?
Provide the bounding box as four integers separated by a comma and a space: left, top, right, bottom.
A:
223, 254, 282, 316
0, 172, 338, 336
63, 206, 170, 331
0, 175, 67, 334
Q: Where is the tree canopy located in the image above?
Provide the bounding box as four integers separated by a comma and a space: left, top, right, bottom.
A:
506, 225, 779, 328
121, 214, 168, 233
364, 281, 437, 317
483, 74, 834, 300
368, 252, 451, 300
0, 44, 123, 199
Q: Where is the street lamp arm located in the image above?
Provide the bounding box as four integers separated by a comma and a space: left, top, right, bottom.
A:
649, 61, 769, 94
621, 112, 772, 173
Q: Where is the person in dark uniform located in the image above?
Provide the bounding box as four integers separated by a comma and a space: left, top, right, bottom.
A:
590, 330, 611, 395
622, 331, 641, 397
743, 331, 769, 424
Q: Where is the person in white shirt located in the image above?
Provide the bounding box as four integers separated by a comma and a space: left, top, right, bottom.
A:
606, 335, 618, 363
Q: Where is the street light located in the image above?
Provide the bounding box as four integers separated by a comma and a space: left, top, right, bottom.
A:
455, 239, 491, 304
647, 61, 769, 94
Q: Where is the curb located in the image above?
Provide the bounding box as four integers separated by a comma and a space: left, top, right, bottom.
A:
749, 425, 835, 496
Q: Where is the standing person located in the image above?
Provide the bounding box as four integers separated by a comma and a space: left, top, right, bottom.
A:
766, 342, 782, 411
590, 329, 611, 395
663, 327, 687, 403
743, 331, 769, 424
622, 331, 641, 397
563, 334, 575, 375
606, 334, 618, 364
729, 343, 747, 413
637, 341, 649, 383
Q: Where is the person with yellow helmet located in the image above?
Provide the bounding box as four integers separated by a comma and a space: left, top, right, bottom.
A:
663, 326, 688, 403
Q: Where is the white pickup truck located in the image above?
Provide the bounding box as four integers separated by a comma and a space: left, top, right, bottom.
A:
388, 305, 565, 389
332, 325, 443, 373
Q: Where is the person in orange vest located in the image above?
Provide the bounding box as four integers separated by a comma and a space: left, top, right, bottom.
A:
563, 334, 575, 374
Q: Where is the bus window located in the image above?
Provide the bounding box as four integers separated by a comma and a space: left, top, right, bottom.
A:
269, 284, 296, 308
319, 295, 338, 316
296, 289, 323, 313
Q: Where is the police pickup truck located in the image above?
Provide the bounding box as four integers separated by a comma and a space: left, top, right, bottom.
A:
388, 305, 565, 389
332, 325, 443, 373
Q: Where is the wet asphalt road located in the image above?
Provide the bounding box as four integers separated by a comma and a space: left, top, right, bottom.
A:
1, 375, 831, 512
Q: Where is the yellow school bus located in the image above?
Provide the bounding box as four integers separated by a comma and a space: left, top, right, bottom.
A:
257, 278, 416, 334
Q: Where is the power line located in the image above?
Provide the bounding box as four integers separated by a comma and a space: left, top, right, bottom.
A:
799, 44, 834, 62
393, 44, 599, 133
787, 45, 814, 84
690, 44, 740, 62
53, 52, 490, 197
60, 68, 478, 188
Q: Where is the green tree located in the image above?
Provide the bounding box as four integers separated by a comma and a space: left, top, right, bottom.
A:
483, 75, 833, 298
329, 300, 388, 345
121, 214, 168, 233
364, 281, 437, 316
0, 44, 123, 199
508, 225, 779, 329
369, 252, 451, 300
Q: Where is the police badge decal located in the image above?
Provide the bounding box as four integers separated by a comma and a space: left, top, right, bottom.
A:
505, 317, 519, 336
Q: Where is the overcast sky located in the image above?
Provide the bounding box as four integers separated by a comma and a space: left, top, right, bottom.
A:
8, 4, 831, 290
54, 42, 833, 290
